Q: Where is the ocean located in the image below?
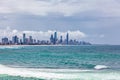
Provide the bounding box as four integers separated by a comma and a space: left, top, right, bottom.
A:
0, 45, 120, 80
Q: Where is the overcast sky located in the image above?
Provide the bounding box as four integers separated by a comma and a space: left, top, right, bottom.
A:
0, 0, 120, 44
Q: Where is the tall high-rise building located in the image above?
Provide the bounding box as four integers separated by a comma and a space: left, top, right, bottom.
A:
23, 33, 26, 44
20, 39, 22, 44
66, 33, 69, 45
12, 35, 19, 44
29, 36, 33, 44
60, 36, 63, 43
50, 34, 54, 44
54, 32, 57, 44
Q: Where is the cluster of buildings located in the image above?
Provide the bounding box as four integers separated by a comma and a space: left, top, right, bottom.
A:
0, 32, 91, 45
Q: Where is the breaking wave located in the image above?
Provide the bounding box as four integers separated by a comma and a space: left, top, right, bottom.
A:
94, 65, 109, 70
0, 64, 120, 80
0, 46, 24, 49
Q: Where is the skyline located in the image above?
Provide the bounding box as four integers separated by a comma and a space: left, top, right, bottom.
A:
0, 27, 86, 42
0, 0, 120, 45
1, 31, 91, 45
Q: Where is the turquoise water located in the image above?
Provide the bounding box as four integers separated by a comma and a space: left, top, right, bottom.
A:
0, 45, 120, 80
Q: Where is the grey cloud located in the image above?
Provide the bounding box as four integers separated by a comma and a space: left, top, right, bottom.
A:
0, 0, 120, 17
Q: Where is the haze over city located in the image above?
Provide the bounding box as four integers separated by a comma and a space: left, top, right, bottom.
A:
0, 0, 120, 45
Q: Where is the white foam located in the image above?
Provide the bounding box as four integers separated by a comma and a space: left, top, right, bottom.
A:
94, 65, 108, 70
0, 64, 120, 80
0, 64, 82, 79
0, 45, 24, 49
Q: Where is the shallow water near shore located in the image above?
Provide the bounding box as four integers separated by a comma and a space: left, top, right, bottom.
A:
0, 45, 120, 80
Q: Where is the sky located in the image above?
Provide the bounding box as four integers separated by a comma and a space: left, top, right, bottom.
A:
0, 0, 120, 44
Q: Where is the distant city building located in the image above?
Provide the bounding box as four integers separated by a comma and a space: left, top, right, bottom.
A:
60, 36, 63, 44
33, 39, 37, 44
53, 32, 57, 44
12, 35, 19, 44
23, 33, 26, 44
50, 34, 54, 44
2, 37, 9, 44
26, 38, 29, 44
66, 33, 69, 45
20, 39, 22, 44
9, 40, 12, 44
29, 36, 33, 44
0, 31, 91, 45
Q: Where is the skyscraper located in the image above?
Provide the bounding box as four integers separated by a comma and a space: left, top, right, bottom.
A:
23, 33, 26, 44
12, 35, 19, 44
29, 36, 33, 44
60, 36, 63, 44
50, 34, 54, 44
66, 33, 69, 45
20, 39, 22, 44
54, 32, 57, 44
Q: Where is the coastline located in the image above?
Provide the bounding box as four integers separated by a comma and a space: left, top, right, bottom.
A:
0, 44, 92, 47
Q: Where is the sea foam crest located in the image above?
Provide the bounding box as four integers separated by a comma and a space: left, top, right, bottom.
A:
94, 65, 108, 70
0, 64, 120, 80
0, 64, 81, 79
0, 46, 24, 49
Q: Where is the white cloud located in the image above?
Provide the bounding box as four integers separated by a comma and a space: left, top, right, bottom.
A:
0, 0, 120, 17
0, 27, 86, 41
12, 29, 18, 33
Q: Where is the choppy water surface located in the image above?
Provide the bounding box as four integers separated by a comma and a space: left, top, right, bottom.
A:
0, 45, 120, 80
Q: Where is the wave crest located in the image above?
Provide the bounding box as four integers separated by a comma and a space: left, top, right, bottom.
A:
0, 46, 24, 49
94, 65, 108, 70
